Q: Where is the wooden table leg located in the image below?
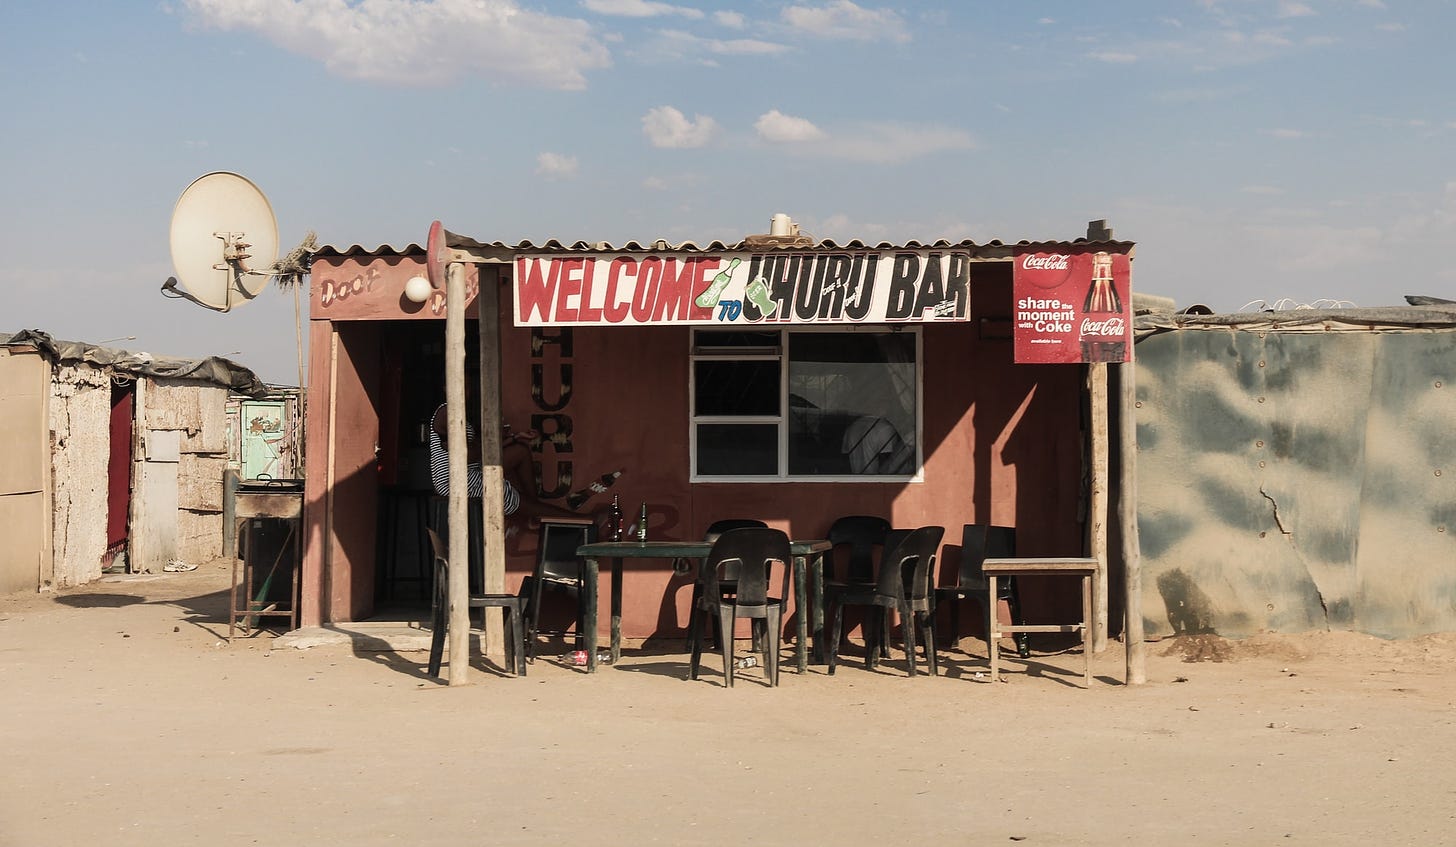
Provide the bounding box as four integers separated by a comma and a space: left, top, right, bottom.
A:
794, 554, 808, 673
810, 554, 826, 664
988, 573, 1000, 682
583, 556, 599, 672
1081, 573, 1092, 688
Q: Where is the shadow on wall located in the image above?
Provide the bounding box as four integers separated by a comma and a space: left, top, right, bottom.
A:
1156, 568, 1217, 634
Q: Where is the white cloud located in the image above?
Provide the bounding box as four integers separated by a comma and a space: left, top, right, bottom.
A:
1088, 51, 1138, 63
1241, 185, 1284, 195
580, 0, 703, 19
814, 122, 975, 164
535, 152, 579, 178
641, 172, 703, 191
652, 29, 788, 56
641, 106, 719, 148
180, 0, 612, 89
1268, 128, 1305, 139
1248, 29, 1294, 48
713, 11, 745, 28
812, 212, 984, 245
781, 1, 910, 43
1276, 2, 1315, 18
755, 110, 826, 143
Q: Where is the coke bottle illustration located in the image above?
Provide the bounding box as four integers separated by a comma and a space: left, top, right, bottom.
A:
1078, 252, 1127, 362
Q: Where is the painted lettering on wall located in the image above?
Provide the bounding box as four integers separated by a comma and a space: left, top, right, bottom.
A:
423, 275, 480, 317
317, 267, 382, 308
529, 327, 573, 499
513, 250, 972, 327
314, 267, 479, 315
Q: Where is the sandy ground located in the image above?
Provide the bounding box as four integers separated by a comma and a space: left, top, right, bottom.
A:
3, 561, 1455, 847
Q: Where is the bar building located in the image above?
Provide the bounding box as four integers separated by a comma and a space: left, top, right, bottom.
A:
299, 221, 1135, 644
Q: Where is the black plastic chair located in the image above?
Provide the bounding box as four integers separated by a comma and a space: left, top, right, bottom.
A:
826, 515, 891, 584
935, 524, 1029, 659
521, 519, 597, 660
688, 527, 790, 687
823, 516, 893, 658
826, 526, 945, 677
704, 518, 769, 543
425, 528, 527, 678
686, 519, 768, 652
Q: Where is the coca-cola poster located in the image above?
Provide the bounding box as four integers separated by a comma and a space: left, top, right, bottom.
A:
1011, 247, 1132, 364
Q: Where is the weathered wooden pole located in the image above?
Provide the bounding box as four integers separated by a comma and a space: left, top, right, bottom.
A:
477, 265, 508, 665
1119, 357, 1146, 684
445, 260, 471, 686
1088, 361, 1110, 653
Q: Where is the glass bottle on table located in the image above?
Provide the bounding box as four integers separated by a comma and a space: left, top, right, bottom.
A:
636, 502, 649, 542
607, 494, 624, 542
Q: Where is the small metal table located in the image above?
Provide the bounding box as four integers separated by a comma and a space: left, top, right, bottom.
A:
983, 557, 1098, 687
228, 482, 304, 638
576, 539, 832, 673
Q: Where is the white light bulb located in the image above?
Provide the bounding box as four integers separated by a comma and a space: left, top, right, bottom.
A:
404, 275, 432, 304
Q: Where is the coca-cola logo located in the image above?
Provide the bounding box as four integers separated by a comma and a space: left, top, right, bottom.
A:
1079, 316, 1126, 337
1021, 254, 1070, 271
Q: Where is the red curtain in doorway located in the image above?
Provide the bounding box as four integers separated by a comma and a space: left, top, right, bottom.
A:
107, 390, 133, 549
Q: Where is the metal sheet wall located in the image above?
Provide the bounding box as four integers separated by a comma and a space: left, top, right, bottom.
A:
1136, 327, 1456, 638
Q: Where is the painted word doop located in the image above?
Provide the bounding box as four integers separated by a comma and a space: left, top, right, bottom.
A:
513, 251, 972, 327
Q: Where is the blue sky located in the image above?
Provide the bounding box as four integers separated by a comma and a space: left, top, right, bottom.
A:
3, 0, 1452, 384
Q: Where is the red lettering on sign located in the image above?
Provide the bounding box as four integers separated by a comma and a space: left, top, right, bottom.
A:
554, 258, 584, 323
516, 258, 557, 324
604, 258, 633, 324
631, 260, 659, 322
578, 259, 602, 322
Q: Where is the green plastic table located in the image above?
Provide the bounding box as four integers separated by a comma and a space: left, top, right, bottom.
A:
576, 539, 832, 673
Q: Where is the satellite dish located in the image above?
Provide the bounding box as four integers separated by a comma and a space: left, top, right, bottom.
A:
426, 219, 449, 289
167, 172, 279, 312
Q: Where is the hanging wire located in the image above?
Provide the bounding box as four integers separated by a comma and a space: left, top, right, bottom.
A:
1239, 297, 1356, 313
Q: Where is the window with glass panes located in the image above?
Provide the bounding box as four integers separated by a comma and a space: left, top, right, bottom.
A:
690, 328, 919, 480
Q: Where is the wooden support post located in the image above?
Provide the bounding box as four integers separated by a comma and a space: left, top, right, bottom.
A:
1088, 362, 1109, 653
445, 261, 471, 686
477, 265, 507, 665
1119, 359, 1146, 684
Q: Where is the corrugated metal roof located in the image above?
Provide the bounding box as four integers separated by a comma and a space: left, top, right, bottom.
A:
312, 236, 1135, 260
0, 329, 269, 397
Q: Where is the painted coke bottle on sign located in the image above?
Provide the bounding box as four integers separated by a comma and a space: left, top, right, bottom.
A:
1079, 252, 1127, 362
1011, 246, 1132, 364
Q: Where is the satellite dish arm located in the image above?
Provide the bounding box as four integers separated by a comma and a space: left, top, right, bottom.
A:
161, 277, 231, 313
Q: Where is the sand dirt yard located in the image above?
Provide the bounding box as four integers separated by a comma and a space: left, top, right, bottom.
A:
3, 560, 1455, 847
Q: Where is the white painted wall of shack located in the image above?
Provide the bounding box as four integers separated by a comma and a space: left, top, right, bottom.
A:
48, 365, 112, 588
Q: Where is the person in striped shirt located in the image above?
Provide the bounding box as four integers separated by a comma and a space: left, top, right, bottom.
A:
429, 393, 582, 527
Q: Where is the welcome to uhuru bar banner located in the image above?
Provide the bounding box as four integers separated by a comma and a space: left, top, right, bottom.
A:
513, 250, 973, 327
1010, 246, 1133, 364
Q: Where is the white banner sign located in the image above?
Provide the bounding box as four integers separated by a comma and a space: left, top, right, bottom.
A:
513, 250, 972, 327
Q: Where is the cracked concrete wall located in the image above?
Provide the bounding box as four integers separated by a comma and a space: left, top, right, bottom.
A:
48, 365, 112, 588
1135, 327, 1456, 639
